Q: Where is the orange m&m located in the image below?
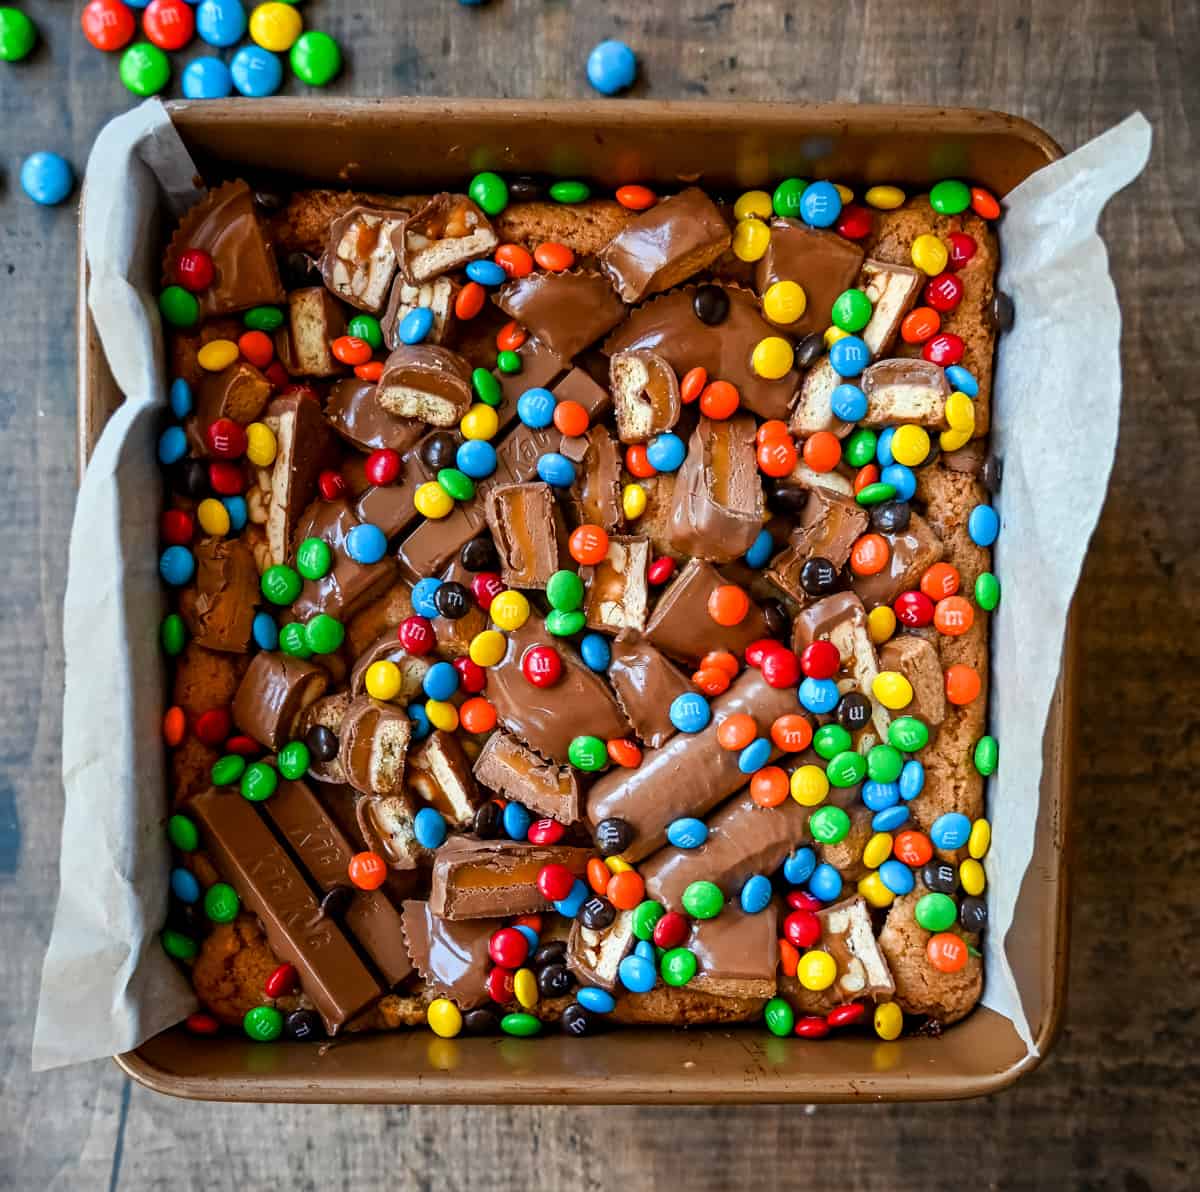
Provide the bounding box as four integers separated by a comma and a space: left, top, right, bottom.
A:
707, 583, 750, 626
569, 524, 609, 565
927, 933, 969, 973
945, 664, 982, 705
934, 595, 974, 636
850, 533, 890, 576
717, 713, 757, 751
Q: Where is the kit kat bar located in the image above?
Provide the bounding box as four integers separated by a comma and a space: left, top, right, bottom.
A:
190, 788, 383, 1033
261, 779, 413, 987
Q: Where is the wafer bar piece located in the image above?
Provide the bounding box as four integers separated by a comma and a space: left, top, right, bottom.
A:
817, 895, 896, 1002
232, 651, 328, 750
337, 696, 412, 797
688, 904, 779, 999
859, 260, 924, 356
609, 349, 681, 443
320, 205, 406, 312
191, 788, 382, 1032
472, 730, 581, 824
400, 901, 496, 1010
583, 534, 651, 633
566, 910, 636, 992
486, 481, 568, 589
274, 287, 347, 378
357, 791, 427, 870
859, 359, 951, 427
407, 731, 480, 828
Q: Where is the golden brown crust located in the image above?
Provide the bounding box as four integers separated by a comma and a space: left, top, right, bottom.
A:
267, 189, 421, 256
495, 199, 635, 259
191, 914, 287, 1026
172, 642, 247, 716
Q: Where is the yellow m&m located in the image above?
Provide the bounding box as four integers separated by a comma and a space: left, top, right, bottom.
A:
968, 817, 991, 859
797, 949, 837, 991
196, 497, 230, 537
245, 421, 277, 467
868, 605, 897, 645
960, 858, 986, 897
911, 233, 949, 276
468, 629, 506, 668
414, 481, 454, 519
874, 1002, 904, 1041
364, 660, 402, 701
427, 997, 463, 1038
945, 390, 975, 432
762, 280, 807, 325
732, 217, 770, 262
249, 2, 303, 52
790, 764, 829, 807
865, 185, 905, 210
460, 403, 499, 441
857, 871, 896, 909
873, 670, 914, 710
425, 699, 459, 732
891, 424, 930, 467
733, 190, 773, 221
751, 336, 794, 380
862, 831, 894, 870
622, 482, 647, 521
513, 968, 539, 1009
489, 589, 530, 631
197, 339, 238, 371
824, 325, 849, 348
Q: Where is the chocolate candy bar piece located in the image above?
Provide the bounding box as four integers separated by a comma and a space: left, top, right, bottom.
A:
191, 788, 382, 1032
428, 836, 593, 920
859, 259, 924, 356
605, 285, 797, 422
879, 634, 945, 729
494, 270, 626, 360
764, 488, 867, 601
394, 193, 498, 284
381, 275, 457, 349
849, 511, 944, 609
376, 344, 474, 428
754, 219, 864, 338
485, 615, 631, 765
688, 903, 779, 999
566, 425, 622, 532
609, 349, 681, 444
357, 791, 427, 870
644, 558, 770, 667
195, 361, 272, 432
485, 481, 568, 589
567, 910, 635, 992
641, 784, 807, 912
600, 187, 731, 303
320, 204, 406, 313
668, 414, 764, 563
407, 730, 480, 828
860, 359, 951, 427
232, 651, 328, 750
348, 633, 430, 700
400, 900, 496, 1009
606, 632, 693, 749
338, 696, 412, 797
179, 537, 259, 653
582, 535, 651, 634
817, 895, 895, 1001
262, 779, 413, 986
788, 354, 852, 438
354, 445, 433, 540
586, 669, 803, 861
274, 287, 347, 378
325, 378, 424, 454
297, 692, 351, 784
472, 729, 581, 824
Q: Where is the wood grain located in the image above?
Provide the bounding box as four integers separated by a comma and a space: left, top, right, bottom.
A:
0, 0, 1196, 1189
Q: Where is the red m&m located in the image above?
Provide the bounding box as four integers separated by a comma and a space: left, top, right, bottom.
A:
82, 1, 136, 52
521, 645, 562, 688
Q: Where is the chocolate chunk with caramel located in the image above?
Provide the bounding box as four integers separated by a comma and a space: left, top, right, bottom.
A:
472, 730, 581, 824
567, 910, 636, 992
320, 205, 406, 313
485, 481, 568, 590
850, 511, 944, 609
493, 270, 626, 360
337, 696, 413, 797
274, 287, 347, 378
393, 193, 498, 284
668, 414, 764, 563
567, 425, 622, 532
179, 537, 259, 653
606, 632, 693, 749
325, 379, 424, 455
381, 275, 457, 349
600, 187, 732, 303
609, 349, 681, 444
582, 535, 651, 634
407, 730, 480, 828
754, 220, 864, 338
232, 651, 329, 750
765, 488, 868, 602
375, 343, 473, 427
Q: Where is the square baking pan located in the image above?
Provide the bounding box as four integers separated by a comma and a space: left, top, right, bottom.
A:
77, 99, 1074, 1103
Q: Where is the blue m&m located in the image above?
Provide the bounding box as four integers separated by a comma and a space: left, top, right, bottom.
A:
169, 378, 193, 418
536, 452, 576, 487
931, 811, 972, 850
968, 504, 1000, 546
580, 632, 611, 672
411, 577, 442, 618
744, 528, 773, 569
398, 307, 434, 344
829, 335, 869, 377
872, 805, 910, 832
230, 45, 282, 97
666, 818, 708, 850
517, 387, 556, 428
345, 523, 387, 564
799, 677, 839, 714
740, 874, 774, 914
646, 432, 686, 472
456, 439, 497, 479
783, 846, 816, 885
158, 426, 188, 465
21, 152, 74, 206
737, 737, 772, 774
899, 760, 925, 801
878, 859, 916, 896
465, 259, 507, 286
586, 39, 637, 95
577, 986, 616, 1014
503, 800, 533, 841
862, 780, 900, 811
808, 862, 843, 902
423, 661, 460, 702
407, 702, 433, 742
881, 463, 916, 501
195, 0, 246, 47
252, 611, 279, 651
554, 879, 589, 919
413, 807, 448, 849
669, 692, 710, 733
798, 180, 842, 228
159, 546, 195, 586
831, 383, 868, 422
618, 953, 656, 993
945, 365, 979, 397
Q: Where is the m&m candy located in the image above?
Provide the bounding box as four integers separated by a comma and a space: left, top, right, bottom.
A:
20, 152, 74, 206
586, 39, 637, 95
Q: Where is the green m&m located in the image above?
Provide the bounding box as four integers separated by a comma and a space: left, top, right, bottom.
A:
347, 314, 383, 350
764, 996, 795, 1038
546, 608, 586, 637
844, 428, 878, 467
161, 929, 197, 962
826, 750, 867, 788
243, 1005, 284, 1042
856, 481, 898, 506
244, 306, 285, 332
290, 30, 342, 87
278, 622, 312, 658
632, 899, 664, 941
159, 285, 198, 328
975, 572, 1001, 611
211, 754, 246, 787
915, 892, 957, 932
681, 880, 723, 920
496, 349, 521, 375
0, 7, 37, 61
160, 613, 187, 656
660, 947, 697, 987
809, 805, 851, 844
277, 740, 310, 780
813, 723, 852, 760
204, 882, 240, 923
167, 814, 199, 852
472, 367, 502, 407
771, 178, 807, 218
295, 537, 332, 580
867, 744, 904, 784
930, 179, 971, 215
468, 171, 508, 217
974, 735, 999, 776
437, 467, 475, 502
240, 762, 278, 802
500, 1012, 541, 1037
546, 569, 584, 613
549, 180, 590, 204
261, 564, 302, 605
568, 735, 607, 772
889, 716, 929, 753
120, 42, 170, 97
303, 613, 344, 654
831, 288, 873, 333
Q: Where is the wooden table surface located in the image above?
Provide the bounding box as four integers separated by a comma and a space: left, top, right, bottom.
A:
1, 1, 1195, 1188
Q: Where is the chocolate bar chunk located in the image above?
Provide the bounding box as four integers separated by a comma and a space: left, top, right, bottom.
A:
320, 205, 406, 312
859, 259, 924, 356
394, 193, 498, 284
290, 499, 397, 623
586, 669, 803, 862
357, 791, 427, 870
860, 359, 951, 427
567, 910, 635, 992
381, 275, 457, 349
261, 395, 339, 567
642, 784, 806, 911
817, 895, 895, 1001
688, 904, 779, 999
337, 696, 412, 797
400, 901, 496, 1009
297, 692, 351, 784
668, 415, 764, 563
494, 270, 626, 360
566, 425, 622, 532
164, 180, 285, 317
354, 445, 433, 541
764, 488, 868, 601
644, 558, 770, 667
325, 378, 425, 454
472, 730, 581, 824
191, 789, 382, 1032
407, 730, 480, 828
232, 651, 328, 750
376, 344, 474, 428
262, 779, 413, 986
879, 634, 945, 729
609, 349, 681, 443
606, 632, 693, 749
485, 615, 631, 765
179, 537, 259, 653
849, 511, 944, 609
754, 220, 864, 338
788, 355, 851, 438
195, 361, 272, 431
274, 287, 347, 378
428, 836, 593, 920
583, 535, 650, 634
600, 187, 731, 303
605, 285, 797, 421
348, 633, 431, 700
485, 482, 568, 589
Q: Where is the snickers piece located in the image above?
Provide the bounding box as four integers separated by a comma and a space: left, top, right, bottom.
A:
850, 511, 944, 609
357, 791, 427, 870
407, 730, 480, 828
860, 359, 951, 428
486, 615, 631, 765
428, 836, 592, 920
400, 901, 496, 1010
587, 669, 802, 862
566, 910, 636, 993
644, 558, 770, 667
583, 535, 651, 634
375, 344, 474, 428
232, 651, 328, 750
164, 180, 285, 317
485, 482, 568, 589
338, 696, 412, 797
817, 895, 896, 1001
609, 349, 681, 444
320, 205, 406, 313
764, 488, 868, 602
348, 633, 431, 700
297, 692, 351, 785
472, 730, 581, 824
191, 788, 382, 1032
325, 378, 424, 454
606, 633, 693, 749
566, 424, 622, 532
274, 287, 347, 378
600, 187, 731, 303
879, 634, 946, 729
261, 779, 413, 986
688, 904, 779, 1000
195, 362, 272, 432
668, 415, 764, 563
393, 193, 498, 284
754, 220, 864, 338
605, 285, 797, 421
859, 259, 924, 356
641, 786, 807, 912
381, 275, 457, 349
179, 537, 259, 653
261, 394, 339, 567
290, 499, 397, 623
494, 270, 626, 360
